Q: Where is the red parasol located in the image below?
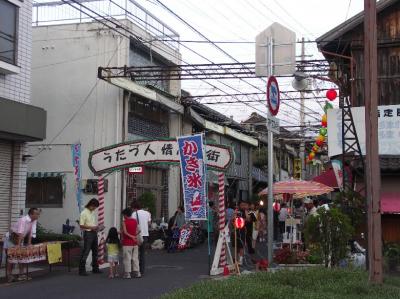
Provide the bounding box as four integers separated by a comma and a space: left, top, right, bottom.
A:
258, 179, 334, 199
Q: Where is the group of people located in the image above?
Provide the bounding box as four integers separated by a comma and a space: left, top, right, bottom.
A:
78, 199, 151, 279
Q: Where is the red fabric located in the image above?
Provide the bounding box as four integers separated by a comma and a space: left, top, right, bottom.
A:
381, 193, 400, 214
312, 167, 352, 188
122, 218, 138, 246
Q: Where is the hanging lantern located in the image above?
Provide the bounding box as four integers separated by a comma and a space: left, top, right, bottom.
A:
326, 88, 337, 101
321, 114, 327, 127
308, 152, 315, 160
323, 102, 334, 113
273, 201, 281, 212
234, 217, 245, 229
319, 128, 328, 136
312, 144, 319, 152
316, 135, 325, 147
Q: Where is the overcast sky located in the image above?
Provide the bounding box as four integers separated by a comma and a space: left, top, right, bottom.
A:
132, 0, 365, 129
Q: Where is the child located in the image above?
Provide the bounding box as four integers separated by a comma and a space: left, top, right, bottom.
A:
105, 227, 120, 279
121, 208, 140, 279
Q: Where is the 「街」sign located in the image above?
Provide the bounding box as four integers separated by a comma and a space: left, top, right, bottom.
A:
88, 139, 233, 175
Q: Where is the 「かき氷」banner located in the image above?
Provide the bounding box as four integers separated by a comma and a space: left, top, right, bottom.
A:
177, 134, 207, 221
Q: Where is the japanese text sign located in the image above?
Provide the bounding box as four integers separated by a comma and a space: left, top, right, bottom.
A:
327, 104, 400, 156
88, 139, 233, 175
177, 134, 207, 221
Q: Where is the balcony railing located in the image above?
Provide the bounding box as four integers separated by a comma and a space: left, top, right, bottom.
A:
32, 0, 180, 51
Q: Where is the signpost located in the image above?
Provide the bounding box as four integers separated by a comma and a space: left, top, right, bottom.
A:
266, 76, 280, 264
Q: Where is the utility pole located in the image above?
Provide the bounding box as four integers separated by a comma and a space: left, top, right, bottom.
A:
299, 37, 306, 180
364, 0, 383, 284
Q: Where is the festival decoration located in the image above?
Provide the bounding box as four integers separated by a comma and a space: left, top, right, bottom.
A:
273, 201, 281, 212
321, 114, 327, 127
323, 102, 334, 113
326, 88, 337, 101
308, 152, 315, 160
312, 145, 319, 152
319, 128, 328, 136
234, 217, 245, 229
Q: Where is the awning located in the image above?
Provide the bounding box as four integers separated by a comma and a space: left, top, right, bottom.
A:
27, 172, 66, 198
312, 166, 352, 188
381, 193, 400, 214
0, 97, 46, 141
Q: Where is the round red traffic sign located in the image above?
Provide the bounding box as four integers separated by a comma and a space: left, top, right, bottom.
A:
266, 76, 280, 116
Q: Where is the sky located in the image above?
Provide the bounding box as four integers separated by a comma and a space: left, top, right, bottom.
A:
34, 0, 366, 130
131, 0, 365, 130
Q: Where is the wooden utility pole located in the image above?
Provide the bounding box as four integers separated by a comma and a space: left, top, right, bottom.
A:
364, 0, 383, 284
300, 38, 306, 180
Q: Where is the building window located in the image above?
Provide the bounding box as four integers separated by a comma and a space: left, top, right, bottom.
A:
26, 177, 63, 208
0, 0, 18, 65
233, 142, 241, 165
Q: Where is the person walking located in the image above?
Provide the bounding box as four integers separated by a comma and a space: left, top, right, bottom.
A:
121, 208, 140, 279
4, 208, 40, 282
105, 227, 120, 279
79, 198, 102, 276
130, 201, 151, 276
278, 203, 289, 241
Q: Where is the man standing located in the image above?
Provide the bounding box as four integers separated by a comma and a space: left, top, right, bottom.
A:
131, 201, 151, 276
4, 208, 40, 282
79, 198, 102, 276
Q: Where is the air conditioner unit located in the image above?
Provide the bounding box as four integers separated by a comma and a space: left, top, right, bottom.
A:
82, 179, 108, 194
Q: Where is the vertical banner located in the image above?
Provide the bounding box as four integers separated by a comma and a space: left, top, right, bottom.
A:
71, 143, 82, 212
293, 158, 302, 180
177, 134, 207, 220
331, 159, 343, 191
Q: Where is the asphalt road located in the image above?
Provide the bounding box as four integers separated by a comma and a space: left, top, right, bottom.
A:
0, 244, 210, 299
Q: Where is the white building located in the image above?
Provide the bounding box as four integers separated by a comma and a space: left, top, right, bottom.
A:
28, 1, 182, 233
0, 0, 46, 236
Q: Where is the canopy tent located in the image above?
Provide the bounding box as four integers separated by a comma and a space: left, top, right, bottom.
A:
312, 166, 352, 188
258, 179, 334, 199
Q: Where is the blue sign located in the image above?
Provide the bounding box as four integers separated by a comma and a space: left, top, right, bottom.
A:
71, 143, 82, 212
177, 134, 207, 221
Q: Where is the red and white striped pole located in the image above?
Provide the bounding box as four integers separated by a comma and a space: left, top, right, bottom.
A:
97, 176, 105, 264
218, 172, 226, 267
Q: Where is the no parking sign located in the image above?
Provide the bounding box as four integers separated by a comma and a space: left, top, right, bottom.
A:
266, 76, 280, 116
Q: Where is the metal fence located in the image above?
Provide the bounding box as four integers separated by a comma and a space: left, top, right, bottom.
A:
32, 0, 180, 51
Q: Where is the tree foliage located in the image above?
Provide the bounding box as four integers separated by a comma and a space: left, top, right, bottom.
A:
304, 207, 354, 267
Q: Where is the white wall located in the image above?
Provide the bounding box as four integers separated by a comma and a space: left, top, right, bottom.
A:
28, 23, 129, 233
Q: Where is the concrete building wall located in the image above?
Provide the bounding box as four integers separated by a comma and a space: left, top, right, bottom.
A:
28, 23, 128, 232
28, 20, 182, 231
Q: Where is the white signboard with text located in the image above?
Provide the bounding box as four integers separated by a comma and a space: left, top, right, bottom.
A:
327, 104, 400, 156
89, 139, 233, 175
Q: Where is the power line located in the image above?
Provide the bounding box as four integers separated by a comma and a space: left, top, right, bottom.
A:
153, 0, 321, 121
61, 0, 293, 125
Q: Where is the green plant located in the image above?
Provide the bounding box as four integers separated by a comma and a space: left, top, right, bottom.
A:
334, 190, 366, 228
138, 191, 156, 216
252, 146, 268, 169
304, 207, 354, 267
34, 223, 81, 248
384, 242, 400, 272
162, 267, 400, 299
